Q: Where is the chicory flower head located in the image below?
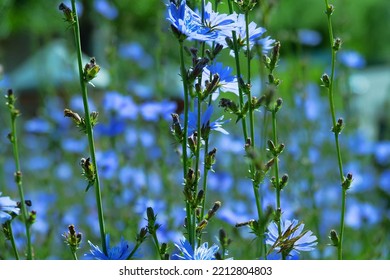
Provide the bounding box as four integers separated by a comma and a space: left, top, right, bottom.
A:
202, 62, 239, 99
0, 192, 20, 224
172, 238, 219, 260
167, 0, 215, 41
188, 104, 229, 137
202, 2, 238, 37
85, 234, 131, 260
266, 219, 317, 258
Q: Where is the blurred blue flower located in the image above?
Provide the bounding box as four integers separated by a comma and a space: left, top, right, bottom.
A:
202, 62, 239, 99
94, 0, 118, 20
128, 80, 154, 98
303, 83, 322, 121
85, 234, 131, 260
0, 192, 20, 224
102, 91, 138, 120
96, 150, 119, 179
29, 191, 57, 235
172, 238, 219, 260
266, 219, 317, 257
95, 117, 126, 137
61, 137, 87, 153
347, 131, 374, 156
24, 117, 52, 134
25, 155, 51, 172
297, 29, 322, 46
139, 100, 177, 122
207, 171, 233, 192
338, 50, 366, 69
119, 43, 153, 69
70, 95, 96, 113
345, 199, 381, 229
374, 141, 390, 166
256, 36, 275, 54
379, 169, 390, 194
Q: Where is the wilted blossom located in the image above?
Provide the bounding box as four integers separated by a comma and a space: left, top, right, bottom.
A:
85, 234, 131, 260
172, 238, 219, 260
266, 219, 317, 258
0, 192, 20, 224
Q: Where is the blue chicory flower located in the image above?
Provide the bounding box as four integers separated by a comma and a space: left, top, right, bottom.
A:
172, 238, 219, 260
85, 234, 131, 260
217, 14, 273, 55
202, 62, 239, 99
0, 192, 20, 224
188, 104, 229, 136
167, 0, 215, 41
202, 2, 238, 39
266, 219, 317, 257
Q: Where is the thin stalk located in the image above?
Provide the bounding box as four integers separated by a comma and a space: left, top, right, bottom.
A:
245, 10, 265, 258
7, 222, 20, 260
151, 232, 164, 260
71, 251, 78, 260
227, 0, 248, 140
271, 109, 284, 260
179, 40, 194, 247
8, 101, 33, 260
324, 0, 346, 260
70, 0, 107, 255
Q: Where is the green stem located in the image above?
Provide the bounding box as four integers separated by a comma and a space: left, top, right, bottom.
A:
179, 40, 194, 247
324, 0, 346, 260
271, 109, 284, 260
127, 242, 142, 260
8, 106, 33, 260
71, 251, 78, 260
151, 232, 163, 260
7, 222, 20, 260
245, 10, 265, 258
227, 0, 248, 140
71, 0, 107, 255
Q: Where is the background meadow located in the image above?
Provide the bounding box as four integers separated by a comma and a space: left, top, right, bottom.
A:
0, 0, 390, 260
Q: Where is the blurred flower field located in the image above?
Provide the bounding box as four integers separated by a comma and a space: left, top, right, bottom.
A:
0, 0, 390, 260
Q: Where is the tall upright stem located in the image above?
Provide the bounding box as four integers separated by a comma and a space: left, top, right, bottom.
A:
7, 92, 33, 260
70, 0, 107, 255
179, 40, 195, 247
324, 0, 347, 260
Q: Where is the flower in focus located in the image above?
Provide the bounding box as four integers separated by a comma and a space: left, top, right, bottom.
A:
266, 219, 317, 258
218, 14, 273, 55
85, 234, 131, 260
202, 62, 239, 99
167, 0, 215, 41
172, 238, 219, 260
0, 192, 20, 224
188, 104, 230, 137
202, 2, 238, 38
